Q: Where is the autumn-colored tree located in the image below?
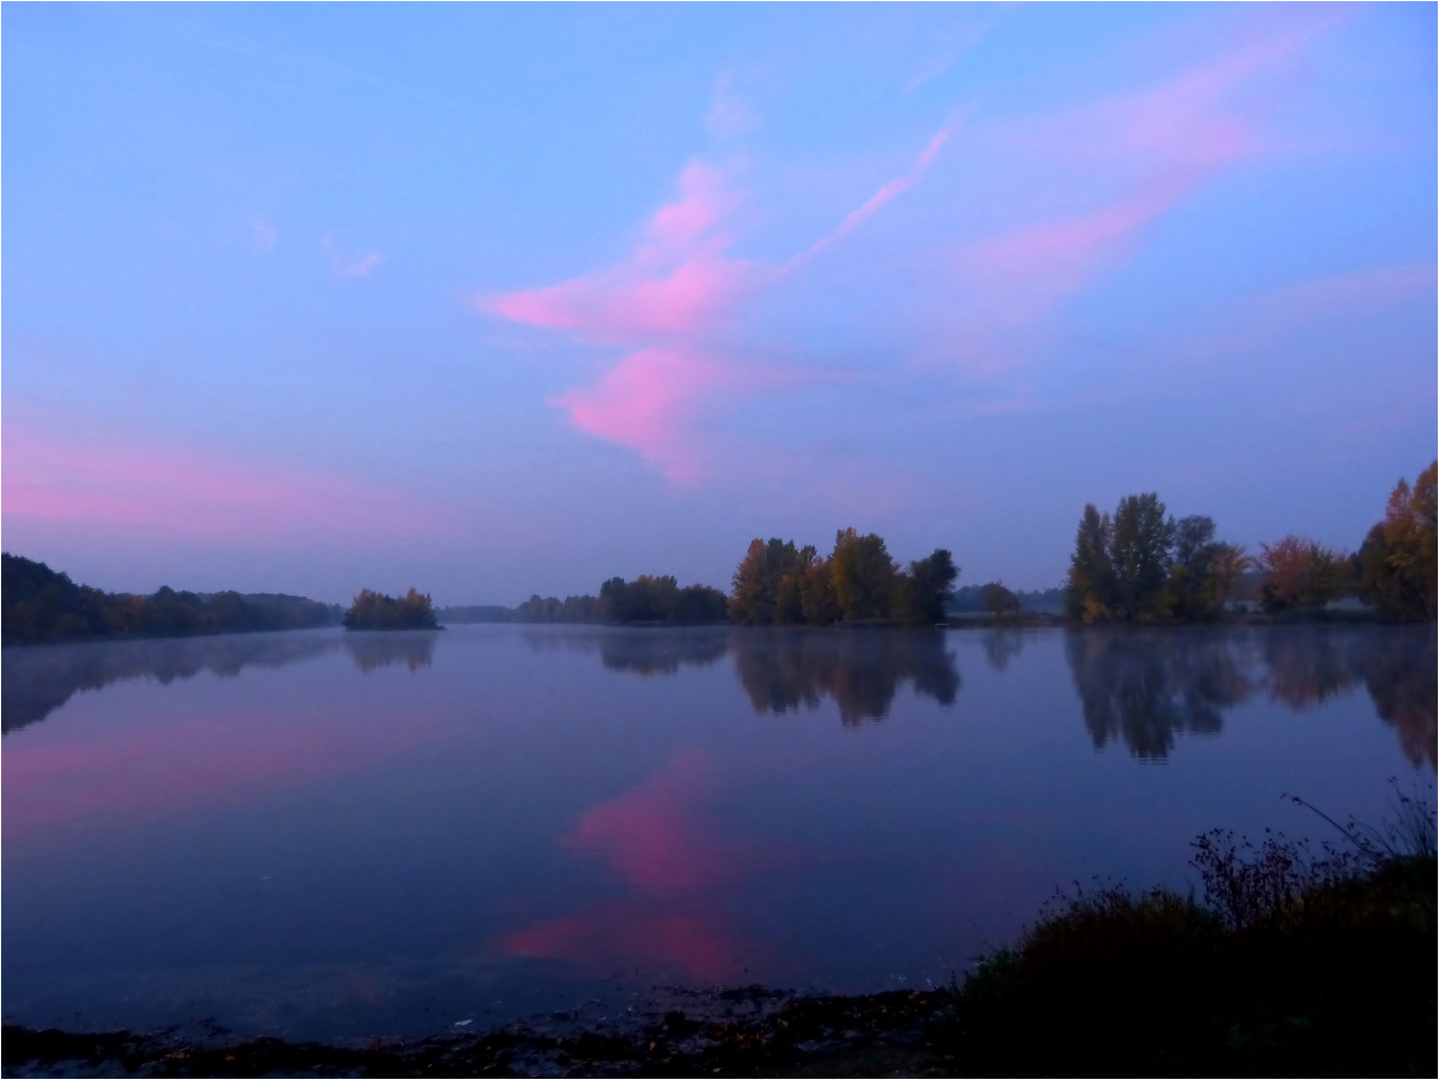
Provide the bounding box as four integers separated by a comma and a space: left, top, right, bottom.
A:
773, 544, 817, 624
1066, 504, 1116, 622
800, 555, 839, 625
829, 528, 898, 622
729, 538, 807, 624
1256, 537, 1349, 613
344, 587, 438, 630
1357, 461, 1437, 621
981, 582, 1021, 617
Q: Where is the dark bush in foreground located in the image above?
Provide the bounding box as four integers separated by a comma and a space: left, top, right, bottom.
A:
948, 836, 1436, 1076
343, 588, 438, 631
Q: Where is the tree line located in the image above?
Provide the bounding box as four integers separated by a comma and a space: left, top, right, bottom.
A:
1, 553, 341, 645
444, 575, 729, 626
1066, 461, 1436, 623
729, 528, 958, 625
343, 588, 439, 631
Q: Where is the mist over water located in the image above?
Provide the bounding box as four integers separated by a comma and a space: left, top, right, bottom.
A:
2, 623, 1431, 1040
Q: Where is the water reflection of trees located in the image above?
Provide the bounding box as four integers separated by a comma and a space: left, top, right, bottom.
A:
731, 629, 959, 726
982, 630, 1026, 672
1064, 626, 1437, 767
519, 627, 731, 677
1259, 627, 1356, 710
1, 631, 342, 734
1347, 629, 1436, 769
599, 630, 730, 676
344, 631, 438, 673
1064, 629, 1251, 760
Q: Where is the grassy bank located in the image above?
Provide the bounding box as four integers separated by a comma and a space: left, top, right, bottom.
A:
5, 823, 1433, 1078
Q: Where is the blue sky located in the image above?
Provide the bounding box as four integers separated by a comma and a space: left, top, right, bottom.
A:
4, 3, 1435, 604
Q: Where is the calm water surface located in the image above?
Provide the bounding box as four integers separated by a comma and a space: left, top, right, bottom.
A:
3, 624, 1433, 1040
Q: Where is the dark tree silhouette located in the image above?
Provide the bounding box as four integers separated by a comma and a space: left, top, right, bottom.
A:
343, 588, 439, 631
2, 553, 341, 645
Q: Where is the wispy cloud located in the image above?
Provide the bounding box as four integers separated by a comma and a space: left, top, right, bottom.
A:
929, 22, 1326, 371
2, 423, 460, 546
322, 234, 383, 280
484, 160, 771, 482
795, 124, 954, 263
483, 15, 1334, 484
249, 215, 279, 254
484, 125, 951, 482
707, 72, 757, 141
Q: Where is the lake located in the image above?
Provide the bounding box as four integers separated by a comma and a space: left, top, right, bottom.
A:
2, 623, 1433, 1042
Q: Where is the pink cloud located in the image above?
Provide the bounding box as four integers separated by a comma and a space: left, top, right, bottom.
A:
322, 235, 383, 280
955, 183, 1181, 333
1158, 262, 1439, 376
485, 162, 755, 347
798, 125, 953, 263
1257, 264, 1437, 322
2, 424, 461, 546
932, 24, 1327, 372
707, 73, 757, 141
483, 161, 769, 480
339, 252, 383, 279
551, 349, 730, 484
489, 255, 754, 346
486, 21, 1323, 472
484, 131, 953, 481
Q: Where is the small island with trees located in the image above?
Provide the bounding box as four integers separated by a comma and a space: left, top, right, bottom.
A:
342, 588, 439, 631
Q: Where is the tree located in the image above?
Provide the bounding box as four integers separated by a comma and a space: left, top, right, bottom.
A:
800, 555, 839, 625
1257, 537, 1349, 613
729, 538, 805, 625
899, 549, 960, 624
1206, 543, 1252, 615
981, 582, 1021, 617
2, 553, 340, 643
1168, 516, 1246, 620
1066, 504, 1116, 621
829, 528, 898, 621
1357, 461, 1437, 621
1067, 496, 1243, 622
729, 540, 771, 624
344, 588, 438, 630
1110, 493, 1175, 618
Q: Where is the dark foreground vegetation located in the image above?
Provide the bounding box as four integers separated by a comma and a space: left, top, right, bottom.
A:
1, 554, 340, 645
7, 796, 1432, 1079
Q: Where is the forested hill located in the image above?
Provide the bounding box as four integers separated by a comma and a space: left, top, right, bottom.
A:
1, 553, 342, 645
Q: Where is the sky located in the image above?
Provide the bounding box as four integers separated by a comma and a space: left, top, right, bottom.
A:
3, 3, 1435, 605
